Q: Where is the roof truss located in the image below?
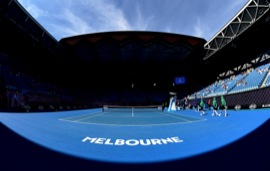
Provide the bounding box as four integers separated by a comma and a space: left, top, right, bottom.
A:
204, 0, 270, 60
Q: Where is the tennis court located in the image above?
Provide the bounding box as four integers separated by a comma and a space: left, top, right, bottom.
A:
59, 106, 205, 126
0, 107, 269, 164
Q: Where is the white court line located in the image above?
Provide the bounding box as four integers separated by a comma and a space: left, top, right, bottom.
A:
154, 110, 207, 122
60, 109, 136, 121
57, 117, 206, 126
59, 111, 105, 121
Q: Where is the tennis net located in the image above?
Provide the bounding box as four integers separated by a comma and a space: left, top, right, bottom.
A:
102, 105, 163, 112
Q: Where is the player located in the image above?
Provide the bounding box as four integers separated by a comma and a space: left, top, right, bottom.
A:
212, 97, 220, 116
220, 95, 228, 117
194, 102, 199, 112
183, 97, 188, 110
162, 101, 167, 112
207, 99, 211, 110
199, 98, 205, 115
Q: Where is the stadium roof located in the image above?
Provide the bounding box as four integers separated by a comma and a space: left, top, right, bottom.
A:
59, 31, 206, 90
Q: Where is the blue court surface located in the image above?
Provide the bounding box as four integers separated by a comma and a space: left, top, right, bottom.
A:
1, 108, 270, 169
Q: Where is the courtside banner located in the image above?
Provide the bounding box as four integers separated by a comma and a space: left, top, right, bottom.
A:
262, 104, 270, 108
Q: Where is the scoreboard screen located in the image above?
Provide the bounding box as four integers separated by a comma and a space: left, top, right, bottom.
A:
174, 76, 186, 85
